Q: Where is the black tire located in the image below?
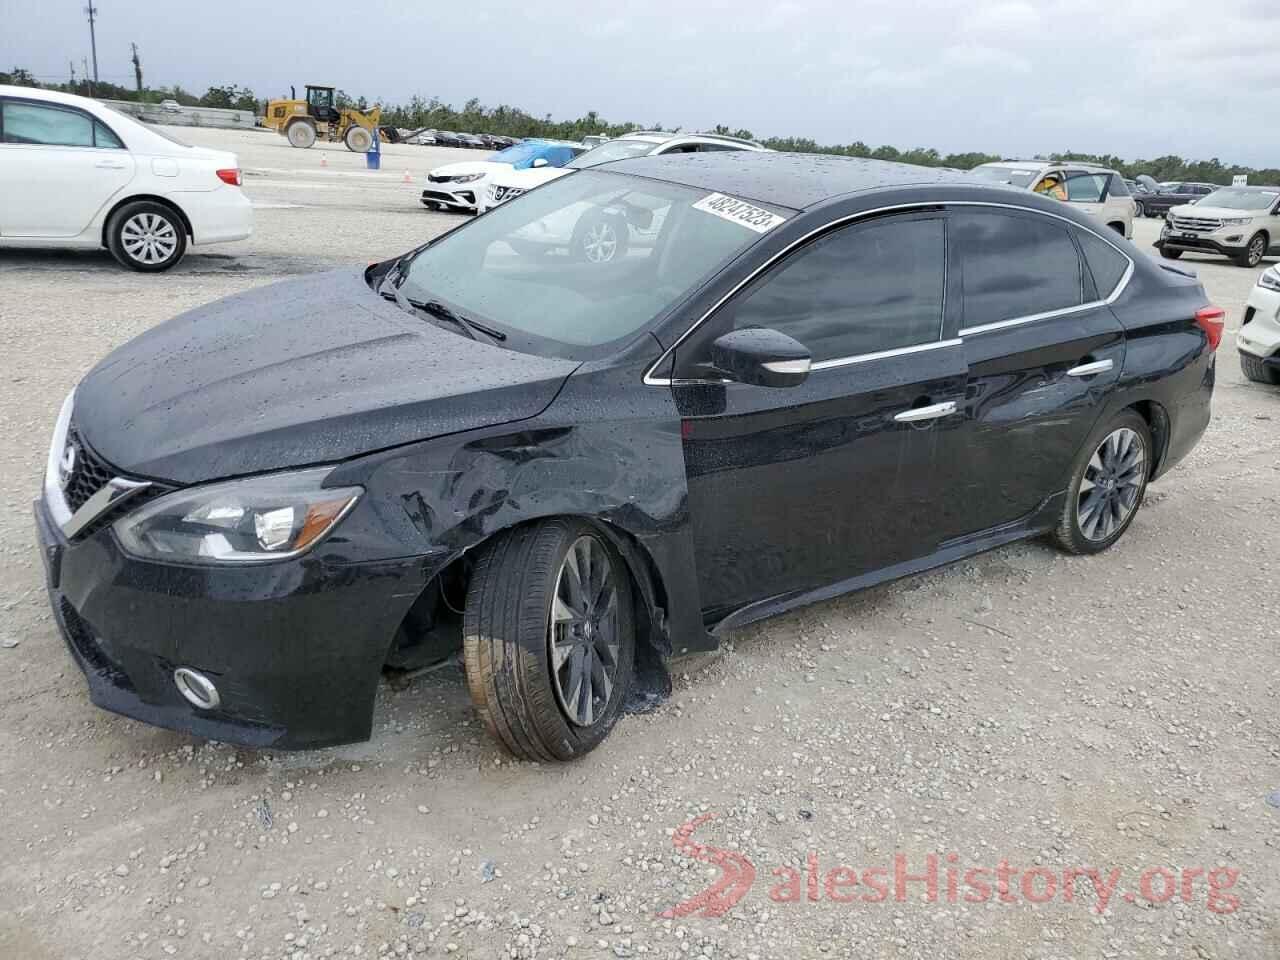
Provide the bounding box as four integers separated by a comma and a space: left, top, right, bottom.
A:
344, 125, 373, 153
1052, 410, 1152, 556
570, 212, 629, 264
463, 520, 635, 761
1160, 247, 1183, 260
1235, 232, 1268, 268
286, 120, 317, 148
1108, 222, 1126, 236
1135, 201, 1145, 218
105, 200, 187, 272
1240, 352, 1280, 385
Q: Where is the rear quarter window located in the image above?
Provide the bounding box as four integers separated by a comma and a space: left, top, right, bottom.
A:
1076, 230, 1130, 299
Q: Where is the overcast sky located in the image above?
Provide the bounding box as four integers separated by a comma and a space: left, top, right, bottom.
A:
3, 0, 1278, 167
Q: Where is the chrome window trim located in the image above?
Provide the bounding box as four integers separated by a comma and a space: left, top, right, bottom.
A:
810, 338, 961, 371
643, 199, 1136, 386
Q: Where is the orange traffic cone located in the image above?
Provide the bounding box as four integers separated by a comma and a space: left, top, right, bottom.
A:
320, 154, 327, 167
402, 170, 413, 184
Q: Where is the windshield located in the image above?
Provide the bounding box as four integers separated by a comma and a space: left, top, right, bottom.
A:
970, 165, 1038, 188
1199, 188, 1278, 211
397, 170, 790, 358
568, 140, 660, 169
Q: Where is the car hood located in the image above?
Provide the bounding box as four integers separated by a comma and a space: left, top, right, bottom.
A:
428, 160, 510, 178
74, 269, 579, 485
491, 166, 572, 190
1167, 204, 1261, 219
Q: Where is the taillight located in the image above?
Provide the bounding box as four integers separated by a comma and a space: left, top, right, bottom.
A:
1194, 305, 1225, 351
216, 168, 242, 186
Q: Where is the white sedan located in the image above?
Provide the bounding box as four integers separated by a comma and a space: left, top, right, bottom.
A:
0, 85, 252, 271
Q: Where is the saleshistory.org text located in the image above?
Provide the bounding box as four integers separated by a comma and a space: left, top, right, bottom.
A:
660, 815, 1242, 920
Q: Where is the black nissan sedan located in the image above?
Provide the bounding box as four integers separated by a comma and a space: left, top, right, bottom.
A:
35, 152, 1221, 760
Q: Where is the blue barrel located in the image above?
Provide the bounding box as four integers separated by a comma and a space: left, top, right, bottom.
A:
366, 130, 381, 170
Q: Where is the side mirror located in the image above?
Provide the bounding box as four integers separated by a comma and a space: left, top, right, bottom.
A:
531, 157, 550, 168
710, 328, 811, 388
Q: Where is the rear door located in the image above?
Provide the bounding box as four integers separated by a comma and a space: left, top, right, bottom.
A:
947, 208, 1128, 539
0, 98, 135, 238
671, 211, 968, 619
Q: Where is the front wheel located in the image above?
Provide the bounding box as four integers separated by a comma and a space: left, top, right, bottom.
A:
106, 201, 187, 272
1160, 247, 1183, 260
344, 125, 373, 153
1235, 232, 1268, 268
463, 521, 635, 761
1052, 411, 1151, 555
1240, 352, 1280, 385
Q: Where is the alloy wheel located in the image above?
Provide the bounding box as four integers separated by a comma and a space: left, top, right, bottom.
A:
1247, 235, 1266, 267
1077, 427, 1145, 542
121, 213, 178, 265
582, 222, 618, 263
548, 535, 621, 727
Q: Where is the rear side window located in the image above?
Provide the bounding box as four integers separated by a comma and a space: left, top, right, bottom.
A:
1062, 173, 1108, 203
726, 216, 946, 362
954, 211, 1082, 327
2, 101, 94, 147
1076, 230, 1129, 299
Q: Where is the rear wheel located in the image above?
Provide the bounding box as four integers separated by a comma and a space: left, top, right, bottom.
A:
1235, 232, 1268, 268
286, 120, 317, 148
1052, 410, 1151, 555
1240, 352, 1280, 384
344, 125, 373, 153
106, 201, 186, 272
1135, 201, 1145, 218
463, 521, 635, 761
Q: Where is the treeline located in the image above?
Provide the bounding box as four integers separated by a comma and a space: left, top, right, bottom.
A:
4, 65, 1277, 184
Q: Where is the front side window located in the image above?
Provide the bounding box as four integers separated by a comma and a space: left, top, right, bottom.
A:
398, 170, 787, 357
2, 101, 95, 147
720, 215, 946, 363
1034, 172, 1068, 201
954, 211, 1082, 327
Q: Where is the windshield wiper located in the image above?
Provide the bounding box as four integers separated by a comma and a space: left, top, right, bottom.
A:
411, 299, 507, 343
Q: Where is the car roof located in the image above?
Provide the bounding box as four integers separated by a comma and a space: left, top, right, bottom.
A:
602, 151, 980, 210
983, 159, 1119, 174
0, 84, 98, 109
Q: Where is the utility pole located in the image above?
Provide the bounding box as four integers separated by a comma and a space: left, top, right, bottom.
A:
130, 42, 142, 94
69, 60, 77, 92
85, 3, 100, 95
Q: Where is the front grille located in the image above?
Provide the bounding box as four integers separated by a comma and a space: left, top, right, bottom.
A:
1169, 215, 1224, 232
427, 174, 453, 183
62, 426, 114, 512
60, 598, 133, 689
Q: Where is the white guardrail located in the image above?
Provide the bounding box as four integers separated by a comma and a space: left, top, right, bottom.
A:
100, 99, 257, 130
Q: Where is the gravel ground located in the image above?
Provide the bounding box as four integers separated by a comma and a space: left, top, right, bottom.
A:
0, 127, 1277, 960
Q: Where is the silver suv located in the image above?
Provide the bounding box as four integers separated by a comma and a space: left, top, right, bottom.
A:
1156, 185, 1280, 268
971, 161, 1135, 239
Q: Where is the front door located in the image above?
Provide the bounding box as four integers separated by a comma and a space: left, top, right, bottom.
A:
946, 208, 1127, 538
0, 99, 135, 238
670, 211, 967, 619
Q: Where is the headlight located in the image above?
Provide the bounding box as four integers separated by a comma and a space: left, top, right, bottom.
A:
1259, 268, 1280, 292
450, 173, 484, 183
113, 467, 362, 564
1222, 216, 1253, 226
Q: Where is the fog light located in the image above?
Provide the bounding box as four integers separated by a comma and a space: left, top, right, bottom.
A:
1224, 235, 1242, 243
174, 667, 220, 710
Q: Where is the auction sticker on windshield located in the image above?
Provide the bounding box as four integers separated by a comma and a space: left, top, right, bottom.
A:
693, 193, 788, 233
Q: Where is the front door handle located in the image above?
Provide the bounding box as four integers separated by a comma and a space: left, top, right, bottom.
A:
1066, 358, 1114, 377
894, 400, 957, 423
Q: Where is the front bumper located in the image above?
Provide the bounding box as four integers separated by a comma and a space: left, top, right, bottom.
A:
421, 185, 479, 211
1155, 227, 1250, 259
34, 495, 430, 750
1238, 283, 1280, 359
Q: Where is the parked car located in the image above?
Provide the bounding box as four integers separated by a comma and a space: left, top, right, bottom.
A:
36, 152, 1221, 759
1136, 181, 1216, 218
456, 133, 487, 149
970, 160, 1134, 238
158, 99, 182, 114
405, 131, 437, 146
433, 130, 464, 148
420, 139, 583, 212
1238, 264, 1280, 384
1156, 185, 1280, 268
0, 85, 251, 271
479, 131, 767, 213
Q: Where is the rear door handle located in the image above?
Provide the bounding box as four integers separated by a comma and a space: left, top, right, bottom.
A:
1066, 359, 1114, 377
894, 400, 957, 423
95, 160, 127, 169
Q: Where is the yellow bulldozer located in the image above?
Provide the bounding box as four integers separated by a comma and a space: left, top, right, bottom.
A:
262, 85, 391, 152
